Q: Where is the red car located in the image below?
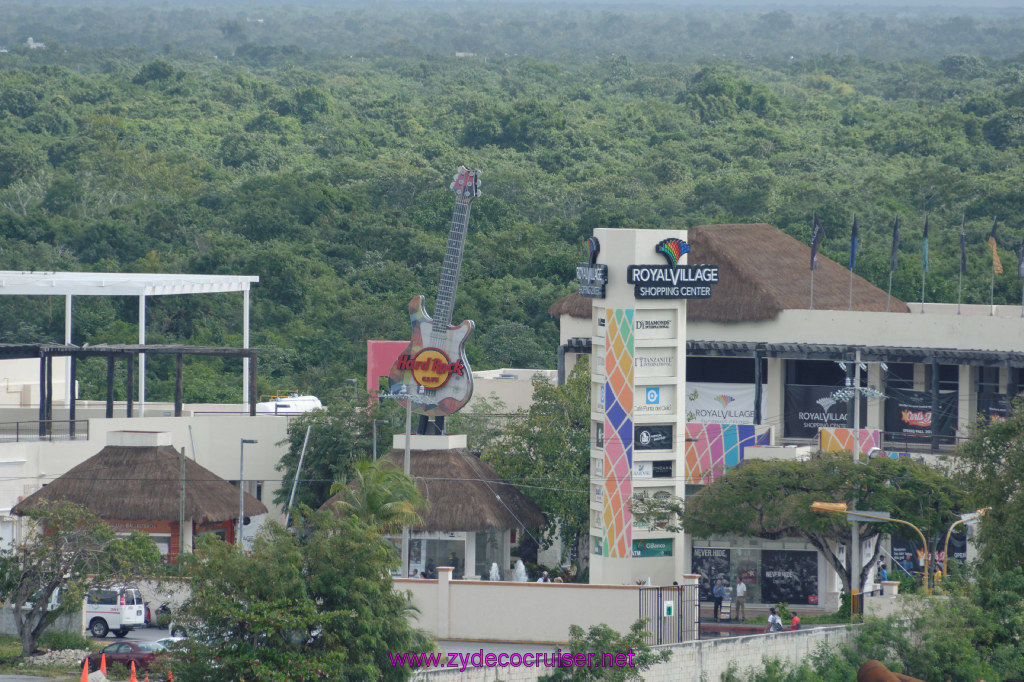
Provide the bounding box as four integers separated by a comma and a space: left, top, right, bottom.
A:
83, 640, 169, 672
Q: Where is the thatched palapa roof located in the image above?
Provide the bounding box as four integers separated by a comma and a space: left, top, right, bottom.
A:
12, 445, 267, 523
320, 448, 545, 533
549, 223, 908, 322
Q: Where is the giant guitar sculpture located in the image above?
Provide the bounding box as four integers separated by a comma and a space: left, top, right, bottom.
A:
388, 167, 481, 426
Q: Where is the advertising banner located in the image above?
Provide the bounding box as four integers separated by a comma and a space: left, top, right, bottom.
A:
635, 424, 674, 451
632, 538, 673, 558
686, 382, 766, 425
760, 550, 819, 605
979, 393, 1010, 425
691, 548, 731, 601
884, 387, 957, 441
784, 385, 866, 439
891, 533, 966, 575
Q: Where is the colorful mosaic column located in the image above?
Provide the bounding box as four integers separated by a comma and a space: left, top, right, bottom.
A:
603, 308, 634, 557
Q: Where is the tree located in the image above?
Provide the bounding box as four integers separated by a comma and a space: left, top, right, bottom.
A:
174, 511, 433, 681
325, 458, 427, 535
2, 501, 159, 656
537, 619, 671, 682
678, 452, 965, 597
483, 357, 590, 570
274, 399, 400, 514
953, 399, 1024, 570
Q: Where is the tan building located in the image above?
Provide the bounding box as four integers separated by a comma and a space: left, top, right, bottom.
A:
552, 223, 1024, 596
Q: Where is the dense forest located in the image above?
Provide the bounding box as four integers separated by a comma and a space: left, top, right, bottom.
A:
2, 1, 1024, 403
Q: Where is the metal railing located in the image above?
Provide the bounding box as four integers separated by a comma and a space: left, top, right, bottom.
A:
0, 420, 90, 443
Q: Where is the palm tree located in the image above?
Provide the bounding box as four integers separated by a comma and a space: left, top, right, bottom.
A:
326, 459, 426, 535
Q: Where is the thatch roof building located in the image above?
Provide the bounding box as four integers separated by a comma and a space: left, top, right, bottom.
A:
12, 442, 267, 523
321, 448, 545, 533
549, 223, 908, 322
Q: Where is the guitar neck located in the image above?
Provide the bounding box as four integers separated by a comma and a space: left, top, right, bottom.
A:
431, 200, 472, 340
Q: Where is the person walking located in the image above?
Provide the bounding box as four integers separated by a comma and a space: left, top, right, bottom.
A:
733, 576, 746, 621
712, 579, 724, 622
766, 608, 782, 633
791, 611, 801, 630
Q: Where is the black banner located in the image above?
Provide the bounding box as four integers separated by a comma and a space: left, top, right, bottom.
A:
784, 385, 866, 439
760, 550, 819, 605
891, 533, 966, 576
635, 424, 673, 451
691, 548, 730, 601
979, 393, 1010, 425
884, 387, 956, 441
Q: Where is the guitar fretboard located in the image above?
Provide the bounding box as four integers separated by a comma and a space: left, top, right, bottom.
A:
430, 199, 472, 347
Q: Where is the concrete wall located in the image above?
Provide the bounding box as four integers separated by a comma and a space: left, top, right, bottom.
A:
0, 605, 84, 638
398, 569, 699, 645
413, 624, 855, 681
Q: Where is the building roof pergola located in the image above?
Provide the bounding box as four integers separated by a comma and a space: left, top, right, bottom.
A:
0, 271, 259, 410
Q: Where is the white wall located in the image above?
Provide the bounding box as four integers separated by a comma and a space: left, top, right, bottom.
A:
398, 569, 699, 644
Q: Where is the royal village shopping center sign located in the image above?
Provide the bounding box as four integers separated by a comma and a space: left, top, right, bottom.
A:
578, 236, 720, 300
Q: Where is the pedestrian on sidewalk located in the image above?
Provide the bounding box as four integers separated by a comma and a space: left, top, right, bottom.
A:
712, 580, 724, 621
733, 576, 746, 621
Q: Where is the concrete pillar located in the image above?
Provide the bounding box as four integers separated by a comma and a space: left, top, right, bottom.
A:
464, 532, 478, 580
866, 364, 885, 431
913, 363, 926, 392
765, 358, 786, 438
437, 566, 453, 639
958, 365, 977, 439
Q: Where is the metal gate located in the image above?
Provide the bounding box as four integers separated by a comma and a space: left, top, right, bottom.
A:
638, 584, 700, 645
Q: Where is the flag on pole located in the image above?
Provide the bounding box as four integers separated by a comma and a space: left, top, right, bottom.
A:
960, 215, 967, 275
889, 215, 900, 272
1018, 232, 1024, 279
849, 214, 858, 270
922, 214, 929, 273
989, 217, 1003, 275
810, 212, 825, 271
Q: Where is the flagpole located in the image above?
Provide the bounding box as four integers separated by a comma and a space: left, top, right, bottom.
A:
887, 272, 893, 313
810, 269, 815, 310
958, 214, 965, 316
848, 268, 853, 311
990, 269, 995, 316
958, 268, 963, 315
920, 272, 926, 312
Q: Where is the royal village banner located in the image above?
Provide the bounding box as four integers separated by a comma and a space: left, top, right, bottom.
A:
784, 385, 866, 439
884, 387, 957, 441
686, 382, 767, 425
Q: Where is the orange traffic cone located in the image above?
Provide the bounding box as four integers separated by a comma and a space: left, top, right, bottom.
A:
100, 653, 107, 674
80, 658, 89, 682
130, 660, 138, 682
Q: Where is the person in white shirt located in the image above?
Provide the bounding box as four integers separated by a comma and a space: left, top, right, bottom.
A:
766, 608, 782, 633
537, 571, 550, 583
734, 576, 747, 621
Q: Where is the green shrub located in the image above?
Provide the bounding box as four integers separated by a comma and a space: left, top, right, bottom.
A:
38, 631, 90, 651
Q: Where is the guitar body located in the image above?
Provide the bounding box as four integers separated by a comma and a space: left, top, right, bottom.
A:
388, 295, 475, 417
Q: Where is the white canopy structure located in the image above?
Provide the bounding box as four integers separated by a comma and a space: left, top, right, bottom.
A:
0, 272, 259, 411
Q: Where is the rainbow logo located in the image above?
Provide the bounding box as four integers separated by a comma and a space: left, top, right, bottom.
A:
714, 395, 735, 407
586, 237, 601, 265
656, 238, 690, 267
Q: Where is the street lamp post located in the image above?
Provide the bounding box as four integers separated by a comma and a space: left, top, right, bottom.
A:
238, 438, 258, 547
811, 502, 932, 596
942, 507, 990, 577
372, 419, 389, 461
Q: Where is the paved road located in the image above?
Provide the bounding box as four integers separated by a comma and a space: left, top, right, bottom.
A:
0, 626, 176, 682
